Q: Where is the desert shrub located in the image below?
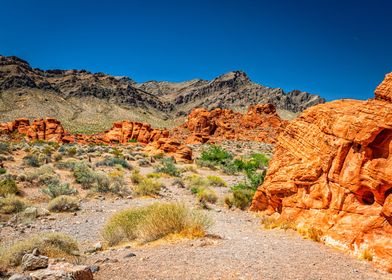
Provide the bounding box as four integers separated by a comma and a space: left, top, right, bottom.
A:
181, 165, 198, 173
0, 178, 18, 197
94, 172, 111, 193
184, 174, 207, 189
47, 195, 80, 212
55, 159, 78, 170
0, 168, 6, 174
25, 165, 56, 184
146, 172, 162, 179
128, 138, 137, 143
133, 178, 162, 196
73, 162, 96, 189
137, 158, 151, 167
0, 195, 25, 214
197, 188, 218, 204
52, 152, 63, 162
101, 207, 148, 246
108, 169, 129, 195
231, 188, 255, 210
206, 175, 227, 187
0, 232, 79, 267
154, 157, 180, 177
102, 202, 211, 245
0, 142, 10, 154
297, 227, 324, 242
23, 154, 41, 167
199, 145, 232, 166
96, 156, 132, 169
224, 194, 234, 208
130, 169, 143, 184
42, 180, 77, 198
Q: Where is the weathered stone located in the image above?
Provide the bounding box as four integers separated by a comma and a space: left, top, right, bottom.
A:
251, 73, 392, 272
9, 274, 32, 280
30, 262, 93, 280
21, 253, 48, 271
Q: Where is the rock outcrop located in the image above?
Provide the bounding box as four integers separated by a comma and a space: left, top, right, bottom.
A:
251, 73, 392, 272
173, 104, 287, 144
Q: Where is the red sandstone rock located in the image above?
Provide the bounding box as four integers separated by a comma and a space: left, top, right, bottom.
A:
173, 104, 286, 144
145, 138, 192, 163
251, 74, 392, 272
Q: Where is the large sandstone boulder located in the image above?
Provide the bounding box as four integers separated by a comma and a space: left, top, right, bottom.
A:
145, 138, 192, 163
251, 73, 392, 272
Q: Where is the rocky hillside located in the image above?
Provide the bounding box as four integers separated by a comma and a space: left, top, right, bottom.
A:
0, 55, 324, 133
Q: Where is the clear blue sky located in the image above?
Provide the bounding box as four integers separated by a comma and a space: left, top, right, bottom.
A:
1, 0, 391, 101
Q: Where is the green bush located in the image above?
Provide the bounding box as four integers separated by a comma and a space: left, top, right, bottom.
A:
23, 154, 41, 167
197, 188, 218, 204
0, 178, 18, 197
231, 189, 255, 210
0, 168, 6, 175
154, 157, 180, 177
96, 156, 131, 169
47, 195, 80, 212
95, 172, 111, 193
73, 162, 96, 189
42, 180, 77, 198
102, 202, 211, 245
199, 145, 232, 165
0, 232, 79, 267
0, 195, 25, 214
0, 142, 10, 154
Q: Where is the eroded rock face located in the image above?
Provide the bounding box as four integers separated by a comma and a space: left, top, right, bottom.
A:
173, 104, 287, 144
251, 73, 392, 272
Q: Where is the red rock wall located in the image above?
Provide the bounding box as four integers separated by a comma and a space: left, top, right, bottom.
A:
173, 104, 287, 144
251, 74, 392, 272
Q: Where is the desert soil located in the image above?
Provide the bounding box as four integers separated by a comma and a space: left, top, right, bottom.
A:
1, 164, 390, 280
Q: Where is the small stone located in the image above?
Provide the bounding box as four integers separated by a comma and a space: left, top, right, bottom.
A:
124, 252, 136, 258
89, 264, 100, 273
21, 253, 48, 271
32, 248, 40, 256
94, 242, 103, 251
9, 274, 32, 280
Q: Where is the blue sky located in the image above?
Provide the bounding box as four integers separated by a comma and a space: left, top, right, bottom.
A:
1, 0, 391, 101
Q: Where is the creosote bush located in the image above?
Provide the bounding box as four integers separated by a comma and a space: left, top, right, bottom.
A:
102, 202, 212, 246
0, 232, 79, 267
0, 178, 18, 197
47, 195, 80, 212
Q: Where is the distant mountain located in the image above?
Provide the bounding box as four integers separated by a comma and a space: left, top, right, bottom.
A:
0, 55, 325, 133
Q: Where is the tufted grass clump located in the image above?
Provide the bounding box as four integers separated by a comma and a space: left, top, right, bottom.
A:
360, 248, 374, 262
0, 232, 79, 268
196, 188, 218, 207
133, 177, 163, 196
260, 216, 297, 231
224, 189, 255, 210
0, 178, 18, 197
47, 195, 80, 212
206, 175, 227, 188
102, 202, 212, 246
0, 195, 25, 214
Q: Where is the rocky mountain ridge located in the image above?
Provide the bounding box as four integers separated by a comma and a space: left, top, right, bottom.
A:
0, 55, 325, 132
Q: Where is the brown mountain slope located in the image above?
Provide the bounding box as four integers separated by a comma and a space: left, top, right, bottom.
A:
0, 55, 325, 133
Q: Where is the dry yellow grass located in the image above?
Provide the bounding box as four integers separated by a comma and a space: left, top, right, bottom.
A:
102, 202, 212, 246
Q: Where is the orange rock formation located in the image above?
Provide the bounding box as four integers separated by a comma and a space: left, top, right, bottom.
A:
173, 104, 287, 144
251, 74, 392, 272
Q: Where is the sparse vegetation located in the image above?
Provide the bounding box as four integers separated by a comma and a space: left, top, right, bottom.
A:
0, 232, 79, 267
206, 175, 227, 187
23, 154, 41, 167
0, 195, 25, 214
360, 248, 374, 261
102, 202, 212, 246
198, 145, 232, 168
42, 180, 78, 198
47, 195, 80, 212
197, 187, 218, 205
133, 177, 163, 196
73, 162, 96, 189
96, 156, 132, 169
0, 178, 18, 197
154, 157, 180, 177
